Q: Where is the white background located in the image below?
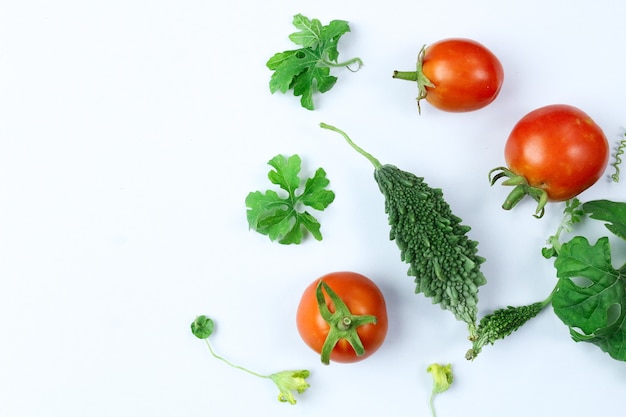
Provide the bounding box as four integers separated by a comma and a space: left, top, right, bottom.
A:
2, 1, 626, 416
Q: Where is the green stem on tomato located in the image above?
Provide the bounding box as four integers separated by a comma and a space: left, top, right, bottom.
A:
392, 70, 419, 81
315, 280, 377, 365
488, 166, 549, 218
391, 45, 434, 114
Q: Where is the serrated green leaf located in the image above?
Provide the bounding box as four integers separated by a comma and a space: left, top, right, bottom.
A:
266, 50, 297, 71
320, 20, 350, 42
267, 154, 301, 194
278, 220, 304, 244
266, 14, 360, 110
245, 190, 284, 230
288, 14, 322, 48
300, 168, 335, 210
320, 20, 350, 62
246, 154, 335, 245
297, 211, 323, 241
583, 199, 626, 241
267, 212, 297, 243
266, 51, 300, 92
291, 65, 337, 110
267, 50, 312, 95
552, 236, 626, 361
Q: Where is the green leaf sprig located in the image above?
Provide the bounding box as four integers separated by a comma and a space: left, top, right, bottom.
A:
315, 280, 377, 365
469, 198, 626, 361
191, 315, 311, 405
266, 13, 363, 110
245, 154, 335, 245
550, 199, 626, 361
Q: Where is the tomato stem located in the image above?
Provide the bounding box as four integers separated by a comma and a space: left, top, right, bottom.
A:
489, 166, 548, 218
338, 317, 352, 330
392, 45, 434, 114
315, 280, 377, 365
392, 70, 419, 81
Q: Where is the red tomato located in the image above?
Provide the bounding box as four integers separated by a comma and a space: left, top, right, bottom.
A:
296, 271, 388, 364
394, 38, 504, 112
491, 104, 609, 215
505, 104, 609, 201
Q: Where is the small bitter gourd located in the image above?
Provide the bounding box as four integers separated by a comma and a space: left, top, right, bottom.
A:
466, 302, 546, 360
320, 123, 487, 337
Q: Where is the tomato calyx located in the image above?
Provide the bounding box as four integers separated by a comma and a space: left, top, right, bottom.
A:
489, 166, 549, 218
315, 280, 377, 365
392, 44, 434, 114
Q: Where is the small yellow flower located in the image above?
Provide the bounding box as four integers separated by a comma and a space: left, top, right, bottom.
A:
269, 370, 311, 405
427, 363, 453, 394
426, 363, 453, 417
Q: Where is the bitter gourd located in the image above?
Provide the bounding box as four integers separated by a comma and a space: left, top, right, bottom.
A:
320, 123, 487, 337
465, 301, 547, 360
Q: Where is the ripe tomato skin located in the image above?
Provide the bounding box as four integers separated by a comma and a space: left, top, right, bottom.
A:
296, 271, 388, 364
422, 38, 504, 112
504, 104, 609, 201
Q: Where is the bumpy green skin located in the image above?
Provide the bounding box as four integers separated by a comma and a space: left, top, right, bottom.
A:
374, 164, 487, 332
466, 301, 545, 360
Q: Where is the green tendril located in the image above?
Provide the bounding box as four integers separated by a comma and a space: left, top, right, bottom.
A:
610, 133, 626, 183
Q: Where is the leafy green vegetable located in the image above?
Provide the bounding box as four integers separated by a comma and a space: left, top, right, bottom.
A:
266, 14, 363, 110
246, 154, 335, 245
320, 123, 487, 338
552, 236, 626, 361
543, 199, 626, 361
191, 315, 311, 405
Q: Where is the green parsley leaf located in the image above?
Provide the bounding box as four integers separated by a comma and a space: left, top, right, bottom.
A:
552, 236, 626, 361
246, 154, 335, 245
266, 13, 363, 110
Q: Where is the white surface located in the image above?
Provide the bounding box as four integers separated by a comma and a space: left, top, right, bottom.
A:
1, 1, 626, 416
